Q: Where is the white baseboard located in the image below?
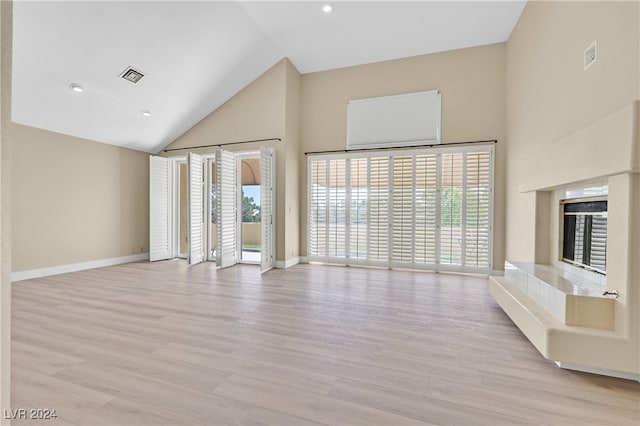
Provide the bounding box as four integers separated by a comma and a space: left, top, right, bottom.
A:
275, 257, 300, 269
11, 253, 150, 282
556, 361, 640, 382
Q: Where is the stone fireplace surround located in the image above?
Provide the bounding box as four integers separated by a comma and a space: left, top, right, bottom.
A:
490, 101, 640, 380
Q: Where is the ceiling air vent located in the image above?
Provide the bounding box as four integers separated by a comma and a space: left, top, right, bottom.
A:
120, 67, 144, 83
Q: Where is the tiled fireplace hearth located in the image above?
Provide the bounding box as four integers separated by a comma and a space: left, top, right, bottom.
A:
504, 261, 614, 330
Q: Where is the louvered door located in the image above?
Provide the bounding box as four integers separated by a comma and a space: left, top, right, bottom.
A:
464, 150, 492, 268
216, 150, 237, 268
260, 149, 275, 273
149, 156, 173, 261
368, 157, 390, 263
391, 156, 414, 264
187, 153, 204, 265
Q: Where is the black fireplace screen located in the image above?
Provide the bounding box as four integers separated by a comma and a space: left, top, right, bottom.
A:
562, 200, 607, 274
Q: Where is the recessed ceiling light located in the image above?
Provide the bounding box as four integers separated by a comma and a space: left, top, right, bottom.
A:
69, 83, 84, 93
322, 4, 333, 13
141, 110, 152, 117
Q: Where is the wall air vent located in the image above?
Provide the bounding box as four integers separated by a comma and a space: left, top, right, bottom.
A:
120, 67, 144, 83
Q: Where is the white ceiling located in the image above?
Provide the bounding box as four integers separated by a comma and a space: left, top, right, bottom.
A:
12, 1, 526, 153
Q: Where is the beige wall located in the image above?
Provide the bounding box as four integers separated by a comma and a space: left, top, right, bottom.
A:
299, 43, 507, 268
163, 59, 302, 264
505, 1, 640, 374
166, 45, 507, 268
166, 63, 286, 148
284, 59, 301, 260
7, 0, 148, 277
241, 223, 260, 247
11, 124, 149, 272
0, 1, 10, 420
505, 0, 640, 262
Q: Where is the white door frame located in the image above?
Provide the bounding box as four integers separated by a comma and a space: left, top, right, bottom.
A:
161, 150, 275, 271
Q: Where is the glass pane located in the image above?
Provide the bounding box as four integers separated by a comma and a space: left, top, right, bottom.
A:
240, 157, 261, 263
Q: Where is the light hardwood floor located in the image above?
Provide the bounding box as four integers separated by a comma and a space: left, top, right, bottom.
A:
11, 261, 639, 425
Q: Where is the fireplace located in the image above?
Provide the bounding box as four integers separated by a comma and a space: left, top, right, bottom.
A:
561, 198, 607, 274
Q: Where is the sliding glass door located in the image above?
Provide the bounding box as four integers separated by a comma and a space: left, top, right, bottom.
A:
307, 144, 493, 273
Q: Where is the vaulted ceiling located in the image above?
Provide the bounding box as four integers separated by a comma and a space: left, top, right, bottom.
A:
12, 1, 526, 153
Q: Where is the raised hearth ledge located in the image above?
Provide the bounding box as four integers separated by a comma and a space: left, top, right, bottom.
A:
504, 261, 614, 329
489, 276, 638, 381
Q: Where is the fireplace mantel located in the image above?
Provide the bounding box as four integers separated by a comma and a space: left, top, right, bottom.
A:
518, 101, 639, 193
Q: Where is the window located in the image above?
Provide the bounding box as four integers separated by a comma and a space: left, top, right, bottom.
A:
562, 199, 607, 274
307, 145, 493, 273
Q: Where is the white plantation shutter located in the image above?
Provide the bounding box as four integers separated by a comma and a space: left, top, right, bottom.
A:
260, 149, 275, 273
308, 159, 328, 258
414, 154, 438, 265
307, 145, 493, 273
368, 157, 390, 263
392, 156, 414, 263
465, 151, 492, 268
149, 156, 173, 261
188, 153, 204, 265
328, 159, 347, 258
217, 150, 237, 269
349, 158, 368, 260
440, 152, 463, 266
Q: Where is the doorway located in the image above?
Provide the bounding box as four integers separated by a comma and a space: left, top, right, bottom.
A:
150, 149, 274, 272
237, 153, 262, 264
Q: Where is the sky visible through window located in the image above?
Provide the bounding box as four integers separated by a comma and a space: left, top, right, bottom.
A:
243, 185, 260, 206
